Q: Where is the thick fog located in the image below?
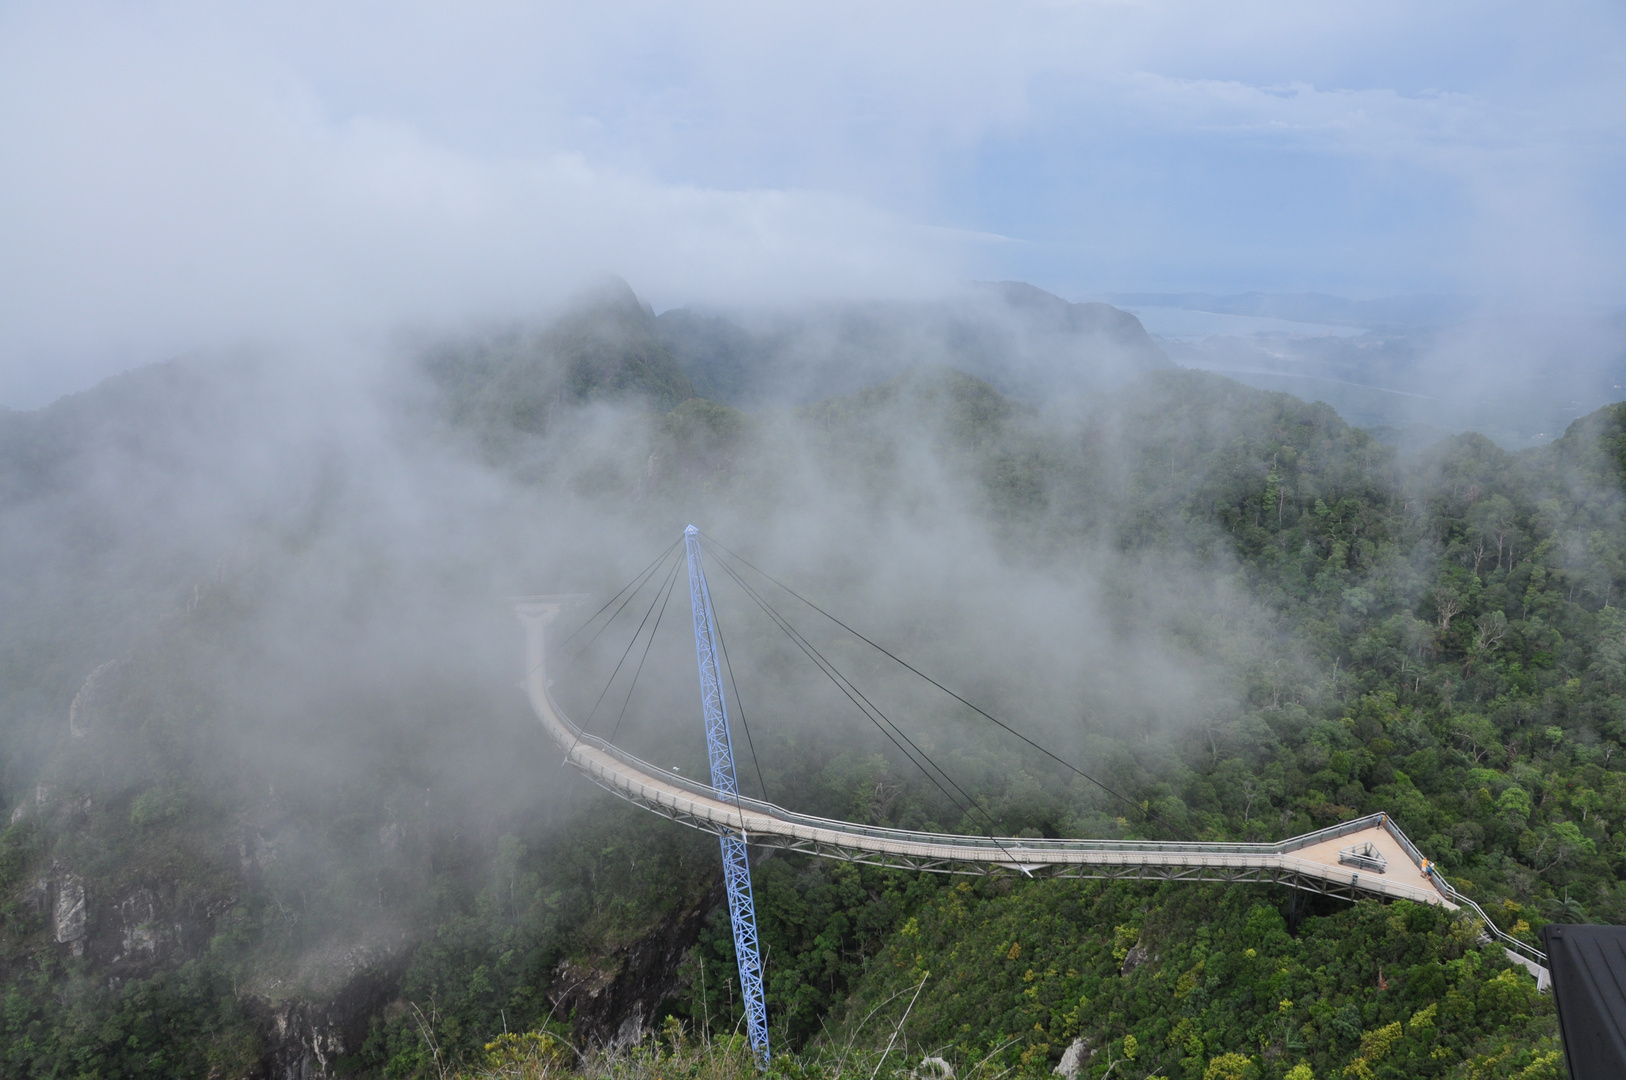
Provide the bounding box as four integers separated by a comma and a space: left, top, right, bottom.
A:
3, 1, 1624, 405
0, 282, 1306, 863
3, 4, 1624, 1069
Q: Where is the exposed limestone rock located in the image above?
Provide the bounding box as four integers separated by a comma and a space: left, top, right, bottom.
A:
263, 963, 403, 1080
68, 658, 125, 738
116, 886, 164, 962
53, 869, 87, 951
1120, 941, 1154, 975
11, 781, 55, 824
547, 880, 723, 1048
270, 1003, 347, 1080
1054, 1037, 1092, 1079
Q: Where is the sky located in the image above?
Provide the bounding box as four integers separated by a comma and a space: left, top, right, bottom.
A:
1, 0, 1624, 407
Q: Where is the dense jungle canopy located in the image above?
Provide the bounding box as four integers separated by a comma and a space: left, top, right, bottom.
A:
0, 285, 1620, 1080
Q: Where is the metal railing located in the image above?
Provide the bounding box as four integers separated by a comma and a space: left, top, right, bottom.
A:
1338, 842, 1388, 873
1432, 876, 1548, 966
548, 685, 1418, 859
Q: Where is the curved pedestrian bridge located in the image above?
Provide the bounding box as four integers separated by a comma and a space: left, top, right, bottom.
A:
518, 599, 1453, 909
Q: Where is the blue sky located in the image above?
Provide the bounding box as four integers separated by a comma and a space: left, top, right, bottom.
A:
1, 1, 1623, 405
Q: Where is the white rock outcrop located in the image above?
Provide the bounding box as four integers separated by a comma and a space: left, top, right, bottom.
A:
1054, 1037, 1091, 1079
53, 871, 87, 951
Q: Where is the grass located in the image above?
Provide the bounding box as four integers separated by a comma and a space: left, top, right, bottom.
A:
449, 1014, 1035, 1080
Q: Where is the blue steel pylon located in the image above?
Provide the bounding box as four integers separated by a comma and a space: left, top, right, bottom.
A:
683, 525, 770, 1066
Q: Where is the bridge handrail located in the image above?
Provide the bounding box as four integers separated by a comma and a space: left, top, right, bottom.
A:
1430, 876, 1548, 965
547, 685, 1410, 859
1379, 815, 1427, 868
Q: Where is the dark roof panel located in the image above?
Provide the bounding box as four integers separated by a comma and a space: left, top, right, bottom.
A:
1542, 924, 1626, 1080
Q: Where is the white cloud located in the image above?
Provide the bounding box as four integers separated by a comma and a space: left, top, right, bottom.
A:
1118, 76, 1488, 149
0, 2, 970, 405
1, 0, 1622, 404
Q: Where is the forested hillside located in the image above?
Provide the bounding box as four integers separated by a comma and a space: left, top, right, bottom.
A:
0, 285, 1620, 1080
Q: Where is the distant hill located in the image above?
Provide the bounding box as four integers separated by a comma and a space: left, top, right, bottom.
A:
650, 307, 771, 405
655, 281, 1169, 407
424, 276, 694, 457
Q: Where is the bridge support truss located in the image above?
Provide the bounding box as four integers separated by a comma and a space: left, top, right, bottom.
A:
683, 526, 770, 1066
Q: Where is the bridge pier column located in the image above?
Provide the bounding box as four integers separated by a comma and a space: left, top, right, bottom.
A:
682, 527, 771, 1068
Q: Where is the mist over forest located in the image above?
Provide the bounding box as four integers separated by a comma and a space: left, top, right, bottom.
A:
4, 3, 1626, 1078
0, 273, 1622, 1080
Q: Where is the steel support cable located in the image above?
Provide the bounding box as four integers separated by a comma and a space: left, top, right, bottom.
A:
562, 537, 685, 660
569, 551, 683, 762
712, 556, 983, 818
715, 566, 1014, 858
713, 561, 1027, 869
523, 539, 681, 701
702, 533, 1194, 842
711, 556, 1020, 860
711, 600, 770, 803
608, 554, 684, 746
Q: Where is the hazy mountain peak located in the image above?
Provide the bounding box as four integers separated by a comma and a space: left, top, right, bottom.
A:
656, 282, 1168, 407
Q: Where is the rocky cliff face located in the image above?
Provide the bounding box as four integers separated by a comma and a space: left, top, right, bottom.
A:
259, 962, 408, 1080
0, 653, 408, 1075
0, 611, 725, 1078
548, 879, 724, 1048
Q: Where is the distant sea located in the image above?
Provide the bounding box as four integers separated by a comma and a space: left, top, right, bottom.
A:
1121, 306, 1369, 340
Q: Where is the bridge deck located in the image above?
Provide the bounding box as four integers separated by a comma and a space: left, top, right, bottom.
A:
518, 602, 1454, 908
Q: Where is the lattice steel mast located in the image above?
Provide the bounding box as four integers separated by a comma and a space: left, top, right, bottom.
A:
683, 525, 769, 1065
